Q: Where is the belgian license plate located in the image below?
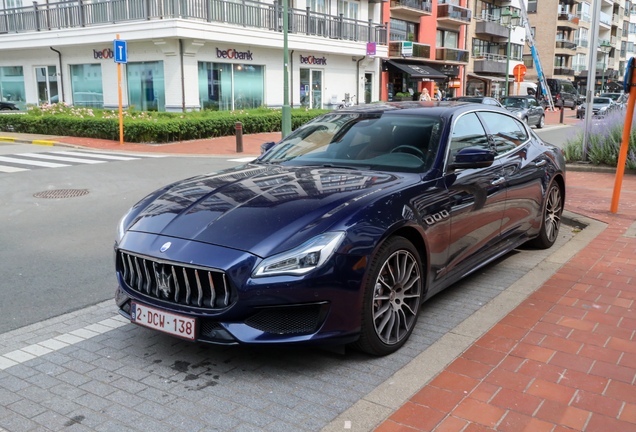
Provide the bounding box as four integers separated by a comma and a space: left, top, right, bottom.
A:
131, 302, 196, 340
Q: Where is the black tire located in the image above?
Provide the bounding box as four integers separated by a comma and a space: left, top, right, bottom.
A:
353, 236, 423, 356
570, 101, 576, 110
524, 117, 530, 125
537, 115, 545, 129
529, 180, 563, 249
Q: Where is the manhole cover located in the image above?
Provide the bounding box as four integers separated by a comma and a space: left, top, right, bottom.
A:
33, 189, 89, 199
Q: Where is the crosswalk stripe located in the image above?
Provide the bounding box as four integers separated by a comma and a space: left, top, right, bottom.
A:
100, 151, 166, 158
0, 156, 70, 168
54, 151, 140, 161
17, 153, 106, 165
0, 165, 28, 173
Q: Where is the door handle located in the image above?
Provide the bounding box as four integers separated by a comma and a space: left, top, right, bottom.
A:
536, 160, 547, 167
491, 177, 506, 186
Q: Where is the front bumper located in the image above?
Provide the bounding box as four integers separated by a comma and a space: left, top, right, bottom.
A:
115, 232, 368, 347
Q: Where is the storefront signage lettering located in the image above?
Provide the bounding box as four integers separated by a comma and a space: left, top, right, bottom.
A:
94, 49, 114, 60
216, 48, 253, 60
300, 55, 327, 65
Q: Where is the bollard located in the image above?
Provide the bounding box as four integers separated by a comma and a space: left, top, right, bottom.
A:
235, 122, 243, 153
559, 106, 564, 123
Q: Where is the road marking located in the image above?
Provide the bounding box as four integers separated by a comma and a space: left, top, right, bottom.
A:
101, 151, 167, 158
0, 315, 129, 370
0, 155, 70, 168
54, 151, 140, 161
17, 153, 107, 164
228, 157, 257, 162
0, 165, 28, 173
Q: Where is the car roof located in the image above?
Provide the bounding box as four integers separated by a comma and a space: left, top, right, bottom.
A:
329, 101, 510, 118
502, 95, 535, 99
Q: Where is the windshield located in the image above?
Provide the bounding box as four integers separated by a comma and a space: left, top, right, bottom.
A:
600, 93, 621, 101
259, 113, 445, 173
455, 97, 483, 103
501, 98, 528, 108
593, 98, 611, 104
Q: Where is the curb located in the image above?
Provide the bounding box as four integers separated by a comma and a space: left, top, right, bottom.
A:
320, 211, 607, 432
0, 137, 60, 146
565, 163, 636, 175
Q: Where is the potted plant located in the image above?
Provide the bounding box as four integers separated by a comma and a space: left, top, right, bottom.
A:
393, 92, 413, 101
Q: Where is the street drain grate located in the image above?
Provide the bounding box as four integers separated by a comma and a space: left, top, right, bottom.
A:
33, 189, 89, 199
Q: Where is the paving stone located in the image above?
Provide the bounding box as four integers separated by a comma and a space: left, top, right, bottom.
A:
105, 390, 145, 407
99, 404, 143, 424
232, 407, 276, 428
57, 370, 92, 387
0, 375, 31, 392
7, 399, 47, 419
130, 416, 175, 432
199, 410, 241, 431
230, 392, 273, 411
165, 413, 207, 431
49, 383, 87, 400
31, 410, 69, 431
0, 413, 39, 432
300, 416, 329, 431
40, 398, 81, 416
133, 400, 175, 420
295, 402, 339, 423
264, 403, 308, 424
74, 392, 114, 411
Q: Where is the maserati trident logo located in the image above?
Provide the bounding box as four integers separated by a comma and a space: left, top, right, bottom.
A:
160, 242, 171, 253
155, 265, 172, 298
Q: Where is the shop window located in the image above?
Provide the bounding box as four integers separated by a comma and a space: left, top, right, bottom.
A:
127, 61, 165, 111
233, 64, 264, 109
198, 62, 264, 111
466, 78, 486, 96
0, 66, 26, 110
70, 64, 104, 109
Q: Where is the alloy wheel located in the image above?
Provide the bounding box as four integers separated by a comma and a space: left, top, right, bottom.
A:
544, 185, 562, 243
372, 250, 421, 345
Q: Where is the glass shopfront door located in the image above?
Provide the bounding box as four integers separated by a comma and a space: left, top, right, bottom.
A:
300, 69, 322, 109
35, 66, 59, 105
127, 61, 165, 111
364, 73, 373, 104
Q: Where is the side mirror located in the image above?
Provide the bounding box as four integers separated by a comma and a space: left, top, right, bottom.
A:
450, 147, 496, 170
260, 141, 276, 155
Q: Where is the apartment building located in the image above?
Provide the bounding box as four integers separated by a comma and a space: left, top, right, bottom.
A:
0, 0, 388, 111
381, 0, 471, 101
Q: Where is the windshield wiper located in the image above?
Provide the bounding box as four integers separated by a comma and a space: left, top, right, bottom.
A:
322, 163, 370, 170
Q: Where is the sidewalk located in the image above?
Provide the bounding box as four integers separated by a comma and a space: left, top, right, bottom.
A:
375, 172, 636, 432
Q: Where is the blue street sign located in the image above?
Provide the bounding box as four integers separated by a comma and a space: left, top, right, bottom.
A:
113, 40, 127, 64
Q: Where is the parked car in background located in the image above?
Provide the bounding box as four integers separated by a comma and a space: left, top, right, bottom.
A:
0, 101, 19, 111
537, 79, 578, 109
114, 102, 566, 356
501, 96, 545, 128
448, 96, 503, 107
576, 97, 616, 118
600, 93, 628, 110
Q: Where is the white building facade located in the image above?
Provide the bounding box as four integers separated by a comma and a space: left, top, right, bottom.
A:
0, 0, 388, 111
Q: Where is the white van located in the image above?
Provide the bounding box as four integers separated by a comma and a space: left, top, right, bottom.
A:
512, 82, 537, 96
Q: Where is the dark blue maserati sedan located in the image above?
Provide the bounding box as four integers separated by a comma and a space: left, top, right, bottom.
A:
114, 102, 565, 355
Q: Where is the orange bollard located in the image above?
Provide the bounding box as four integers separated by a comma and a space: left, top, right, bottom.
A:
611, 57, 636, 213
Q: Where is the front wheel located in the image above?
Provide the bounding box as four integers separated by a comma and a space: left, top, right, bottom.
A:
353, 236, 423, 356
537, 115, 545, 129
529, 181, 563, 249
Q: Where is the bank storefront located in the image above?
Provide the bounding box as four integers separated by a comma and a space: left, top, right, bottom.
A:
0, 40, 380, 112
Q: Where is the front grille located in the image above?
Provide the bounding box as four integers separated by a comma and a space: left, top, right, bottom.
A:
245, 304, 323, 335
117, 250, 232, 310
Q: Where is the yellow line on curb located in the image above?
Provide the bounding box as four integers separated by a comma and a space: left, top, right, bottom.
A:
0, 137, 15, 142
32, 140, 58, 146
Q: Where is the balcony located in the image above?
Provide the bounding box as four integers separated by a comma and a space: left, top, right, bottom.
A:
475, 20, 509, 38
557, 13, 579, 29
600, 11, 612, 27
437, 2, 471, 25
612, 13, 619, 24
435, 46, 469, 62
611, 35, 618, 45
389, 0, 432, 19
575, 38, 589, 48
576, 12, 591, 23
389, 41, 431, 59
554, 67, 575, 76
556, 40, 578, 50
0, 0, 388, 45
473, 53, 508, 74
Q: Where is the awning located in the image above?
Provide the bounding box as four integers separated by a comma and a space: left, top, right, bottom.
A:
386, 60, 447, 80
467, 73, 513, 83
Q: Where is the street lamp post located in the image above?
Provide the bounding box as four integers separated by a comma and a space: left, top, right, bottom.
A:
599, 40, 612, 95
282, 0, 292, 137
501, 9, 521, 97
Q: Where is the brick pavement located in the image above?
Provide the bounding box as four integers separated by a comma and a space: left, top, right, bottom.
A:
375, 171, 636, 432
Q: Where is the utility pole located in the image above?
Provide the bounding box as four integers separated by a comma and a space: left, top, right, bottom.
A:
282, 0, 292, 137
582, 0, 602, 162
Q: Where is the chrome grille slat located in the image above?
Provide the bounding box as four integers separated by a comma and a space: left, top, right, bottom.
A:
183, 268, 192, 305
117, 250, 231, 310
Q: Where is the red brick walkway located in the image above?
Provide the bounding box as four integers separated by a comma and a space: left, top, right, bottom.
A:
376, 172, 636, 432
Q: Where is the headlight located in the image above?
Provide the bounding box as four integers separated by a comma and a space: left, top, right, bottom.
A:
515, 112, 524, 118
252, 232, 345, 277
599, 107, 607, 112
116, 208, 133, 243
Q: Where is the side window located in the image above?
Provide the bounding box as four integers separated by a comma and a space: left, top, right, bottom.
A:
529, 99, 538, 108
449, 113, 489, 159
478, 112, 529, 155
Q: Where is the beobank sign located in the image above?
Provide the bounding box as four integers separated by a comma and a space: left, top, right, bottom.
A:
216, 48, 253, 60
300, 55, 327, 65
94, 48, 114, 59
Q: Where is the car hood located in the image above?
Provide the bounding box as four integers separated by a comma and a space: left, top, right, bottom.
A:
127, 164, 413, 258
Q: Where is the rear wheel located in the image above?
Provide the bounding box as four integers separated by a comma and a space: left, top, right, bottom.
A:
354, 236, 423, 356
537, 115, 545, 129
529, 181, 563, 249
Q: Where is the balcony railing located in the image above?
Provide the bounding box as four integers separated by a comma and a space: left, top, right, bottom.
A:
0, 0, 388, 44
576, 12, 590, 22
575, 38, 589, 48
437, 3, 471, 23
574, 64, 586, 73
600, 11, 612, 25
611, 35, 618, 44
389, 41, 431, 58
556, 40, 577, 50
472, 52, 507, 62
435, 46, 469, 62
390, 0, 432, 13
557, 13, 579, 24
554, 67, 574, 75
612, 13, 619, 23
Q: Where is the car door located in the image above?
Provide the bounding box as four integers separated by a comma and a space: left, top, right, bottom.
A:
442, 111, 506, 281
478, 111, 544, 242
528, 98, 541, 123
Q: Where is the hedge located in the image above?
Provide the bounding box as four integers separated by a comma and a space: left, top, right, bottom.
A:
0, 108, 330, 143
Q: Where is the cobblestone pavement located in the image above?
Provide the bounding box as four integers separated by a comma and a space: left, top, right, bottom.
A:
0, 231, 575, 432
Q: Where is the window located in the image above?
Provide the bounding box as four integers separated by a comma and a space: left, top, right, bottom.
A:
450, 113, 489, 159
629, 42, 635, 53
478, 112, 528, 155
309, 0, 326, 13
627, 2, 631, 17
531, 27, 536, 38
624, 21, 629, 37
337, 0, 358, 19
437, 29, 459, 49
630, 23, 636, 34
127, 62, 165, 111
198, 62, 264, 111
527, 0, 536, 13
622, 41, 627, 58
510, 44, 523, 61
390, 18, 418, 42
70, 64, 103, 108
0, 66, 26, 110
523, 55, 534, 68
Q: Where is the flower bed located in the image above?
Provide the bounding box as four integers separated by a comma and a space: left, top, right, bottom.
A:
564, 110, 636, 170
0, 104, 330, 143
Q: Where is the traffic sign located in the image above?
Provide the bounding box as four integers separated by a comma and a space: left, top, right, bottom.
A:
113, 39, 127, 64
513, 64, 527, 78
